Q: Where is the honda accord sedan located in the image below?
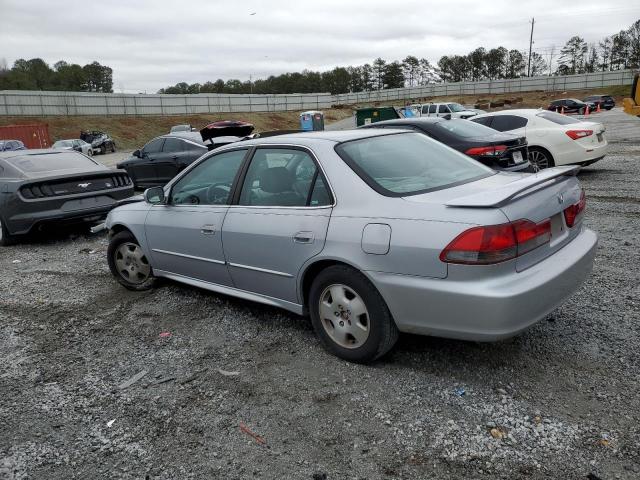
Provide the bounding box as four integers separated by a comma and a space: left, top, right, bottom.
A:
105, 130, 597, 362
0, 149, 133, 245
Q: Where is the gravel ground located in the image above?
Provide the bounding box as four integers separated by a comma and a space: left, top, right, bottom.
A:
1, 109, 639, 480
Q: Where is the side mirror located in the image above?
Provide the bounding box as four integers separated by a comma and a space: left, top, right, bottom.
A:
133, 149, 141, 158
144, 186, 165, 205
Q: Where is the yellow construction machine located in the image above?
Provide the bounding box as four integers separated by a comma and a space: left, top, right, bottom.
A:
623, 73, 640, 117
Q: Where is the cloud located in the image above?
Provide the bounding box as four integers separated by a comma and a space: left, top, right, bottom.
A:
1, 0, 636, 92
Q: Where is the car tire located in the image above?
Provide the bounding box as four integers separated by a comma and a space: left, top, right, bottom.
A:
111, 143, 116, 153
0, 217, 16, 246
107, 231, 157, 291
100, 145, 106, 155
528, 147, 555, 171
309, 265, 399, 363
605, 107, 613, 110
87, 149, 93, 156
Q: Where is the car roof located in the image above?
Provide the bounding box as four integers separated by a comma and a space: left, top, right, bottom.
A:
472, 108, 543, 118
236, 128, 410, 147
160, 132, 206, 144
362, 117, 446, 127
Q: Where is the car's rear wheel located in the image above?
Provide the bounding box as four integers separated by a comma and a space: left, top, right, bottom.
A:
87, 149, 93, 156
100, 145, 106, 155
107, 231, 157, 290
0, 217, 16, 246
111, 143, 116, 153
309, 265, 398, 363
528, 147, 554, 171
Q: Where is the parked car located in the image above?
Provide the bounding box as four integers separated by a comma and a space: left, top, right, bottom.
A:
471, 109, 608, 170
0, 149, 133, 245
583, 94, 615, 110
420, 102, 478, 119
52, 139, 93, 156
80, 131, 116, 155
547, 99, 591, 114
0, 140, 26, 151
105, 129, 597, 363
360, 117, 531, 172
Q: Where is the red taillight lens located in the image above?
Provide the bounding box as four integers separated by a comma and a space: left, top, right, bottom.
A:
440, 219, 551, 265
565, 130, 593, 140
465, 145, 507, 156
563, 190, 586, 227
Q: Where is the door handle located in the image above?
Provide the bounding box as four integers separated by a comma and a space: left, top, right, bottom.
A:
293, 231, 314, 244
201, 225, 216, 235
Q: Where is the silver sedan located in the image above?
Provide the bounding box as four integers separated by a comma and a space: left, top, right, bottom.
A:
105, 130, 597, 362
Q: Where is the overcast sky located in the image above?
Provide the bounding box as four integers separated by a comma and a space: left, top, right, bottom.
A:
1, 0, 638, 92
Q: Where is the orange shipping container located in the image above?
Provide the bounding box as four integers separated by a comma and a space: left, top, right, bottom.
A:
0, 124, 51, 149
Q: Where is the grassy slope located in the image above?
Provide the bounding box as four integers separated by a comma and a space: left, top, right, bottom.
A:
0, 109, 353, 150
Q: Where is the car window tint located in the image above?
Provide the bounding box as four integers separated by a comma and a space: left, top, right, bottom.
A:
536, 111, 581, 125
170, 149, 246, 206
427, 105, 436, 113
143, 138, 164, 154
162, 138, 184, 153
489, 115, 528, 132
239, 149, 319, 207
434, 119, 503, 138
470, 116, 493, 127
335, 132, 493, 197
309, 175, 332, 206
438, 105, 449, 113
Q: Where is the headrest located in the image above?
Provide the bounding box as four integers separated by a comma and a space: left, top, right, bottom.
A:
259, 167, 294, 193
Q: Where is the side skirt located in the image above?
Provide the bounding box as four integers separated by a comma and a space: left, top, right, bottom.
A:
154, 269, 304, 315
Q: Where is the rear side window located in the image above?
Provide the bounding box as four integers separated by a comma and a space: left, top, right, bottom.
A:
489, 115, 528, 132
162, 138, 185, 152
335, 132, 493, 197
536, 111, 580, 125
428, 105, 437, 114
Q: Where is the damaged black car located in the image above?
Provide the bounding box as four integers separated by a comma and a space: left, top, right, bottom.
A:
80, 130, 116, 155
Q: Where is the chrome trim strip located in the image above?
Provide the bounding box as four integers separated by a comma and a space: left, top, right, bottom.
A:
151, 248, 226, 265
154, 269, 303, 315
228, 262, 293, 278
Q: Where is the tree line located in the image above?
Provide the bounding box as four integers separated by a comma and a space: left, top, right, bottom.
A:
0, 58, 113, 92
159, 18, 639, 95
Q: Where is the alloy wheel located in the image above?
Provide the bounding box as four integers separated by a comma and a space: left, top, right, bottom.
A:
529, 150, 549, 170
114, 242, 151, 284
318, 284, 370, 349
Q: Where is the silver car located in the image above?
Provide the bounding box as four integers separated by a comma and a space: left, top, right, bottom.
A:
52, 139, 93, 156
105, 130, 597, 363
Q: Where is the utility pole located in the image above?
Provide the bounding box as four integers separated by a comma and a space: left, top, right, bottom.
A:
527, 17, 535, 77
547, 46, 556, 76
249, 74, 253, 94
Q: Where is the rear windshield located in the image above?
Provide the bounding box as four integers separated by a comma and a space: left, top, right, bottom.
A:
335, 132, 493, 197
433, 119, 499, 138
6, 152, 99, 173
536, 111, 580, 125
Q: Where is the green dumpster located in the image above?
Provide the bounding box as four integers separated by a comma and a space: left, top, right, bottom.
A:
355, 107, 400, 127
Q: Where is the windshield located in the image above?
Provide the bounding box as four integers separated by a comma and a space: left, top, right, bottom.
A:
335, 132, 493, 197
536, 111, 580, 125
53, 140, 73, 148
433, 119, 500, 138
7, 152, 99, 173
447, 103, 466, 112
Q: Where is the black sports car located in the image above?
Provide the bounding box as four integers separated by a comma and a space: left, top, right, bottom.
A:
360, 117, 531, 172
118, 122, 255, 189
80, 130, 116, 155
0, 149, 133, 245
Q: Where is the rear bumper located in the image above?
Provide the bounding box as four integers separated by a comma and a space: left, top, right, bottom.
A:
367, 227, 598, 341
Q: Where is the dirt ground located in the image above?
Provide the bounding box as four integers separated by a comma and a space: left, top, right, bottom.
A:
1, 109, 639, 480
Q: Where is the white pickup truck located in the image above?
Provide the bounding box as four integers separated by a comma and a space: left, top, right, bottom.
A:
418, 102, 479, 119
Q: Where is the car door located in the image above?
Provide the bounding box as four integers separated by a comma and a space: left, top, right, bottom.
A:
134, 138, 164, 187
154, 137, 185, 184
144, 148, 248, 285
222, 147, 333, 304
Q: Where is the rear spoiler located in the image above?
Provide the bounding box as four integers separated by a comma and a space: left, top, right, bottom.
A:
446, 166, 579, 208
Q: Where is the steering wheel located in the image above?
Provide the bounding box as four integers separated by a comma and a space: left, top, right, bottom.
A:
206, 182, 231, 204
182, 194, 200, 205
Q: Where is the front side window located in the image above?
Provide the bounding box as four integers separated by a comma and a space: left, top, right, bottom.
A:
335, 132, 493, 197
170, 149, 246, 206
143, 138, 164, 154
428, 105, 437, 113
239, 148, 330, 207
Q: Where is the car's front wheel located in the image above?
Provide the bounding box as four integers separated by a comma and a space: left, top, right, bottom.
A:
107, 231, 157, 290
309, 265, 398, 363
528, 147, 554, 171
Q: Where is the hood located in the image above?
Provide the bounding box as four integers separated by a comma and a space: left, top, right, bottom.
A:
200, 120, 255, 142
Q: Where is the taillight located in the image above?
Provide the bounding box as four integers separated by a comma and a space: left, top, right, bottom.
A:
440, 219, 551, 265
565, 130, 593, 140
465, 145, 507, 156
563, 189, 586, 227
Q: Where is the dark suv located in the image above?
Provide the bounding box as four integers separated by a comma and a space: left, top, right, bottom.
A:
583, 95, 615, 110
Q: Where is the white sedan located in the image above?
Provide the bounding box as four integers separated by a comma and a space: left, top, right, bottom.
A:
471, 109, 608, 170
52, 139, 93, 156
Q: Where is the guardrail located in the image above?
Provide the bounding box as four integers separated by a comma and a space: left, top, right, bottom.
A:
0, 70, 634, 116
